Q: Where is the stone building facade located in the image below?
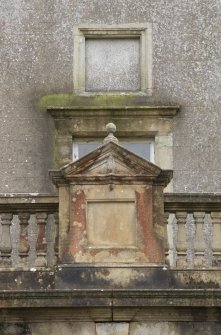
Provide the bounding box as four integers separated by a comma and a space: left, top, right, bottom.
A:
0, 0, 221, 334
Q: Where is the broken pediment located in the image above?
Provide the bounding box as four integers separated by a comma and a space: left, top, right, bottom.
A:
50, 141, 172, 187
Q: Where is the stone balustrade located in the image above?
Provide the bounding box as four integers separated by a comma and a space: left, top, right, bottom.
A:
0, 194, 58, 269
0, 193, 221, 270
164, 193, 221, 268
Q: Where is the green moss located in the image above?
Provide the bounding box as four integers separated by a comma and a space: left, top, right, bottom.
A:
37, 93, 154, 110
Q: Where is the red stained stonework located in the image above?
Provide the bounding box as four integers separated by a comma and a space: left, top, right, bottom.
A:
136, 189, 164, 263
69, 190, 87, 258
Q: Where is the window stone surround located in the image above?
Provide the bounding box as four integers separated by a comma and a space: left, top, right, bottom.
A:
73, 24, 152, 95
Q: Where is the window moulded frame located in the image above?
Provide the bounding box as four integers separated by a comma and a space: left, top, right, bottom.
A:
73, 24, 152, 96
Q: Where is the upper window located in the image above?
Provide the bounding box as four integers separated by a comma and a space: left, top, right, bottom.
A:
73, 24, 152, 95
73, 138, 154, 162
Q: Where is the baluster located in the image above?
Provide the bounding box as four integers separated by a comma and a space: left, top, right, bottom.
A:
193, 212, 205, 267
165, 212, 172, 266
54, 212, 59, 265
176, 211, 187, 267
0, 213, 13, 266
35, 213, 48, 267
18, 212, 30, 266
170, 213, 178, 268
186, 213, 195, 268
211, 212, 221, 266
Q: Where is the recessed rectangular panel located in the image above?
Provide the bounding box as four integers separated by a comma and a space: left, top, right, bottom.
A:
87, 201, 136, 247
85, 38, 140, 92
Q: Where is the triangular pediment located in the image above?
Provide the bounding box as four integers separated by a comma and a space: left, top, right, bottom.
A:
61, 142, 162, 178
50, 141, 173, 186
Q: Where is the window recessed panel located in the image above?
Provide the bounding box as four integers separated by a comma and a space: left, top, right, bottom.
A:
85, 38, 140, 92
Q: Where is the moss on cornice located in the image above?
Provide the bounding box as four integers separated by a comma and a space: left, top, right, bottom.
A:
37, 93, 178, 110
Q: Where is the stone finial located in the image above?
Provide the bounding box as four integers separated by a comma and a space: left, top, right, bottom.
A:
103, 122, 119, 144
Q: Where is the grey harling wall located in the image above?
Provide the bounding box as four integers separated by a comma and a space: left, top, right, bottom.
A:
1, 0, 220, 193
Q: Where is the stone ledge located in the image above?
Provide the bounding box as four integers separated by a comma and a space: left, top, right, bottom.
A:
37, 93, 180, 114
0, 194, 58, 213
47, 106, 179, 118
1, 289, 221, 308
1, 306, 221, 323
0, 267, 221, 291
164, 193, 221, 211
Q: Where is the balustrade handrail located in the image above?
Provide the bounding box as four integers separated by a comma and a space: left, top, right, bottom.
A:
1, 193, 220, 213
0, 194, 58, 213
164, 193, 221, 212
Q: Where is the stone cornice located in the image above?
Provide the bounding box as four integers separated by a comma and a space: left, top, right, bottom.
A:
0, 194, 58, 213
0, 289, 221, 308
164, 193, 221, 212
47, 106, 179, 118
38, 93, 179, 118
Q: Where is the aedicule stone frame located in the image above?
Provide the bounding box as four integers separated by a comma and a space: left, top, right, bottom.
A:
73, 24, 152, 95
50, 141, 172, 265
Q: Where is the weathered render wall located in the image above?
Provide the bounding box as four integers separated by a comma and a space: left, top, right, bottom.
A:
1, 0, 220, 193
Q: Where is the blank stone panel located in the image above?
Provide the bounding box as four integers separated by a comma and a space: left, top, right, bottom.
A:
87, 201, 136, 247
85, 38, 140, 92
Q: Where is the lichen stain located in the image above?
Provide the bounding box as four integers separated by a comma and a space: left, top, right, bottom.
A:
177, 271, 221, 289
95, 268, 139, 286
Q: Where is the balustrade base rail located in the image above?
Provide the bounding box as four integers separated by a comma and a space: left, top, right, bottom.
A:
0, 266, 221, 291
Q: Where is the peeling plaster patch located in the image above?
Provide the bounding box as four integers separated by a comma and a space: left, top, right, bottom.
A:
73, 221, 82, 228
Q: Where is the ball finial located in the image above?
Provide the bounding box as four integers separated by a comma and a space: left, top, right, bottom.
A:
103, 122, 119, 144
106, 122, 116, 134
